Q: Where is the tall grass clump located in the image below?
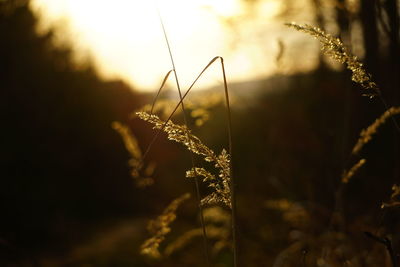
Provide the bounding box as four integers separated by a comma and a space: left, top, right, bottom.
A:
127, 10, 237, 266
133, 54, 237, 266
286, 22, 400, 267
112, 19, 400, 267
137, 111, 232, 208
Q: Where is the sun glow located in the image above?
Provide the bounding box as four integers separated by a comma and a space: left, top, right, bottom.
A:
30, 0, 314, 92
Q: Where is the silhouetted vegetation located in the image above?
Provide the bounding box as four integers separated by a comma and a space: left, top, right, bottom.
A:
2, 0, 400, 266
0, 1, 150, 264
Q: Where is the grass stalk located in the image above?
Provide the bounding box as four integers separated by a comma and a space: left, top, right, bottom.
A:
219, 57, 238, 267
140, 54, 238, 265
157, 10, 211, 265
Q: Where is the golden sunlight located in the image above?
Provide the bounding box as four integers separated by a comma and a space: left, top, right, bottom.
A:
30, 0, 316, 92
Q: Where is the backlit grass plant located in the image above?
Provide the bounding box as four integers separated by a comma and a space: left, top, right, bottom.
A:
134, 55, 237, 266
113, 21, 400, 266
136, 111, 232, 208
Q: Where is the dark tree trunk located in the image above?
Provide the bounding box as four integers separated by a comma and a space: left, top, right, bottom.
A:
384, 0, 400, 103
383, 0, 400, 190
336, 0, 350, 41
312, 0, 327, 69
360, 0, 379, 78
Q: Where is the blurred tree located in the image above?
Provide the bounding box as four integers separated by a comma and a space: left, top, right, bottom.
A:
0, 0, 148, 263
360, 0, 379, 80
335, 0, 350, 39
382, 0, 400, 103
311, 0, 328, 69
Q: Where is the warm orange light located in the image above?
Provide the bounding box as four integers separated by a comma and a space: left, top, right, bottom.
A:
30, 0, 316, 92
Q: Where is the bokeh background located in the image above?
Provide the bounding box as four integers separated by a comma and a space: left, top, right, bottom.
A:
1, 0, 400, 266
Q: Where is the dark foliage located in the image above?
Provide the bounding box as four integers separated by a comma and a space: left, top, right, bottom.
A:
0, 1, 148, 263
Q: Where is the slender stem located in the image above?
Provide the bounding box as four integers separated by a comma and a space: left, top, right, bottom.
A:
150, 70, 173, 115
220, 58, 238, 267
142, 57, 221, 162
157, 9, 210, 266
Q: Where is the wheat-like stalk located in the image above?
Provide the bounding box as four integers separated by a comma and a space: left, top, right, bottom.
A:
381, 184, 400, 209
112, 121, 141, 160
140, 193, 191, 259
352, 106, 400, 154
164, 206, 231, 256
136, 111, 232, 208
186, 166, 231, 209
112, 121, 154, 188
285, 22, 379, 98
341, 158, 366, 184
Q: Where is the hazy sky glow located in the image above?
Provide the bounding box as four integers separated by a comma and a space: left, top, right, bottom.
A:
30, 0, 318, 92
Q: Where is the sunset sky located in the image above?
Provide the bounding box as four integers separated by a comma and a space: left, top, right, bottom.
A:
30, 0, 318, 92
